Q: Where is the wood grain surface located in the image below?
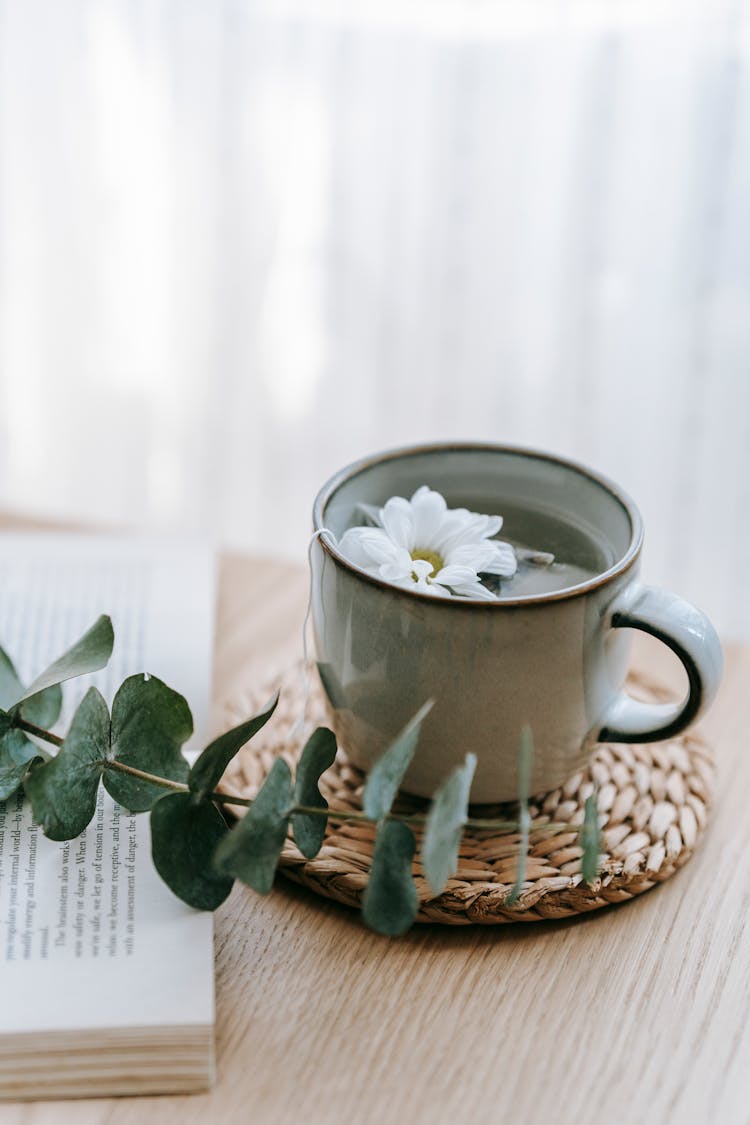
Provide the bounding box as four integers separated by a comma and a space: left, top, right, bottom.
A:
1, 553, 746, 1125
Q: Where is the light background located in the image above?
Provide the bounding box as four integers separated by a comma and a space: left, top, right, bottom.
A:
1, 0, 749, 637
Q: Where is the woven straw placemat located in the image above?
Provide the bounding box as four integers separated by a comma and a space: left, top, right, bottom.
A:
218, 666, 715, 924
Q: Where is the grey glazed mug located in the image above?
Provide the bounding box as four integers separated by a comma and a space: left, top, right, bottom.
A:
310, 443, 723, 803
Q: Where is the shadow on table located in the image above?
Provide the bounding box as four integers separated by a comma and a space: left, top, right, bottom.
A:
253, 869, 656, 953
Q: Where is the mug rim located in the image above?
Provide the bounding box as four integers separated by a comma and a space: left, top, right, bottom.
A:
312, 441, 644, 607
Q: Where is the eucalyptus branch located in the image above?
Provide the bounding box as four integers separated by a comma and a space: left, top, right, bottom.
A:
102, 759, 571, 835
101, 758, 573, 836
16, 716, 584, 836
0, 614, 601, 938
103, 759, 188, 793
16, 718, 64, 748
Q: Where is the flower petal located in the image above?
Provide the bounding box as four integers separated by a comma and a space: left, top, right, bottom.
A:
381, 497, 416, 551
415, 580, 446, 597
411, 559, 435, 582
431, 510, 477, 555
445, 542, 500, 571
482, 515, 503, 538
410, 486, 448, 548
446, 539, 517, 577
375, 575, 410, 596
379, 549, 414, 581
478, 540, 518, 578
436, 511, 505, 555
433, 564, 482, 587
449, 581, 498, 601
449, 522, 486, 554
348, 528, 404, 567
338, 527, 377, 569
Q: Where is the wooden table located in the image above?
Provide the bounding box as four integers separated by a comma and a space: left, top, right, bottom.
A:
3, 554, 748, 1125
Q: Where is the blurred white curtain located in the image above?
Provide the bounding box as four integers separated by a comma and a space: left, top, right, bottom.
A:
1, 0, 749, 637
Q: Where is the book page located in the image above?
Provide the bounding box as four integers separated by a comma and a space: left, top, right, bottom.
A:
0, 534, 216, 1034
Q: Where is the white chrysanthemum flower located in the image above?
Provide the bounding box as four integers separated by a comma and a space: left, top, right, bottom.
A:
338, 486, 517, 600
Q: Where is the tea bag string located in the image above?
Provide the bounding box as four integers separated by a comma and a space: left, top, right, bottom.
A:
292, 527, 337, 741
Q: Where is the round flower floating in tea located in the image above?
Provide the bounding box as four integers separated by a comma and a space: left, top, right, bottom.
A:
338, 486, 517, 599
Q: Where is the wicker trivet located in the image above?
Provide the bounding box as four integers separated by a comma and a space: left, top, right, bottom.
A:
218, 666, 715, 924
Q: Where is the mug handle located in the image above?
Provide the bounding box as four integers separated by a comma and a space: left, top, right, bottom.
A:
598, 584, 723, 743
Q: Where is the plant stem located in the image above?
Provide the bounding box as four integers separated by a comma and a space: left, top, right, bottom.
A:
286, 804, 522, 832
94, 765, 256, 808
103, 759, 189, 793
16, 719, 574, 837
97, 765, 566, 834
210, 791, 255, 810
16, 719, 64, 748
269, 803, 569, 836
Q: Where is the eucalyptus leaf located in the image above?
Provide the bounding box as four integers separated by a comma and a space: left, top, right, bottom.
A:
362, 700, 433, 822
104, 674, 192, 811
506, 725, 534, 906
19, 616, 114, 704
0, 650, 56, 801
0, 645, 62, 732
25, 688, 110, 841
517, 723, 534, 803
422, 753, 476, 896
580, 790, 600, 884
0, 648, 24, 711
0, 724, 45, 801
18, 685, 63, 730
151, 792, 234, 910
189, 692, 279, 798
362, 820, 418, 936
213, 758, 292, 894
291, 727, 337, 858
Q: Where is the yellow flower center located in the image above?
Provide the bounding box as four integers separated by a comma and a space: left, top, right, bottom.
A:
410, 548, 444, 577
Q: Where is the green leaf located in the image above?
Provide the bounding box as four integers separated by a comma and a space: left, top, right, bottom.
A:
151, 792, 234, 911
291, 727, 337, 858
0, 648, 24, 711
506, 725, 534, 906
0, 722, 45, 801
580, 789, 600, 884
104, 674, 192, 811
18, 685, 63, 730
213, 758, 292, 894
25, 688, 109, 841
362, 700, 433, 821
18, 616, 114, 704
362, 820, 418, 936
422, 753, 476, 896
189, 692, 279, 798
0, 646, 58, 801
0, 644, 62, 732
517, 723, 534, 802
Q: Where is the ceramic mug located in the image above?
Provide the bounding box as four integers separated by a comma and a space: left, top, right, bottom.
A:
310, 443, 723, 803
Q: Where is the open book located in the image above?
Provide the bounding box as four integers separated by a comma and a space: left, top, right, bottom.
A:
0, 533, 217, 1099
